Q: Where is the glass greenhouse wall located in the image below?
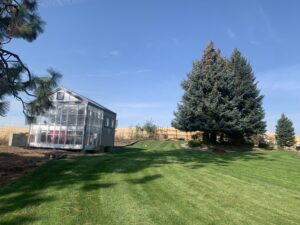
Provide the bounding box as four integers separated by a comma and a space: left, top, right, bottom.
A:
29, 87, 116, 150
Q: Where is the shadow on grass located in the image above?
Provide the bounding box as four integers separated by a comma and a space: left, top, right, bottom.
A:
126, 174, 163, 184
81, 182, 116, 191
0, 141, 269, 224
0, 215, 39, 225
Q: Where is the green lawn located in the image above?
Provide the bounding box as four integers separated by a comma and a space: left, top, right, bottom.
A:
0, 141, 300, 225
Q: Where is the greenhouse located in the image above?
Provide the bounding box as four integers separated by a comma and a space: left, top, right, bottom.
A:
28, 87, 117, 151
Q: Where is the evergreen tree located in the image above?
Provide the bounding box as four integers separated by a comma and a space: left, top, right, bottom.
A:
172, 42, 241, 143
229, 49, 266, 139
275, 114, 295, 147
0, 0, 61, 121
172, 43, 267, 143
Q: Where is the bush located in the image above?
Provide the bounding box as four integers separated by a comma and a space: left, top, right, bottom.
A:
191, 132, 202, 140
188, 140, 202, 148
134, 124, 144, 139
258, 142, 269, 148
142, 120, 157, 138
258, 142, 274, 150
177, 138, 185, 141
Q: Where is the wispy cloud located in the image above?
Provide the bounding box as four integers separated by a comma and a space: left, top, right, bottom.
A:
257, 5, 280, 42
171, 37, 180, 46
39, 0, 84, 8
109, 50, 120, 57
146, 37, 181, 49
258, 64, 300, 93
83, 69, 152, 78
135, 69, 151, 73
256, 64, 300, 134
68, 48, 88, 56
226, 28, 236, 39
119, 69, 152, 75
266, 82, 300, 92
258, 6, 272, 34
249, 40, 259, 45
111, 103, 163, 109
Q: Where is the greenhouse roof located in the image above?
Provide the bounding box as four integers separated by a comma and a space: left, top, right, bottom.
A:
54, 87, 116, 115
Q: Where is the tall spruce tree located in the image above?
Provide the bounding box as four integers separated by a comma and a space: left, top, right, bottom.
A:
172, 42, 241, 143
0, 0, 61, 122
275, 114, 295, 147
229, 49, 266, 139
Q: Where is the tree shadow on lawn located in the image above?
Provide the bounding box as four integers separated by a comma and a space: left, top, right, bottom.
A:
125, 174, 163, 184
0, 215, 39, 225
81, 182, 116, 191
0, 142, 269, 224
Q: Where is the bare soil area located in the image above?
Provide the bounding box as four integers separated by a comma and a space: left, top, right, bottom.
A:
181, 142, 256, 153
0, 146, 81, 186
114, 140, 141, 147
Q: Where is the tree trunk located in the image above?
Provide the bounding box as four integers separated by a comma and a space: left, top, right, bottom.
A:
219, 133, 224, 143
229, 133, 244, 144
202, 132, 209, 144
210, 132, 217, 144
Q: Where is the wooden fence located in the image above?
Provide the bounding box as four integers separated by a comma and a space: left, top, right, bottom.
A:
116, 128, 300, 144
0, 127, 29, 145
115, 127, 199, 141
0, 127, 194, 145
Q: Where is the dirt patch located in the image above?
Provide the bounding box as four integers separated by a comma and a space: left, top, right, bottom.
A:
114, 140, 140, 147
0, 145, 81, 186
181, 143, 255, 153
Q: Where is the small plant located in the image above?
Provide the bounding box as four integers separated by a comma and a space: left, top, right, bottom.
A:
134, 124, 144, 139
0, 137, 6, 145
188, 140, 202, 148
191, 132, 202, 141
142, 120, 157, 139
258, 142, 274, 150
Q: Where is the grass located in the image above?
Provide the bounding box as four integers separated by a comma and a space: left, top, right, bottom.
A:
0, 140, 299, 225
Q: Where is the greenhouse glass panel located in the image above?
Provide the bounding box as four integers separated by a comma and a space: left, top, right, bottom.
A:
59, 128, 66, 144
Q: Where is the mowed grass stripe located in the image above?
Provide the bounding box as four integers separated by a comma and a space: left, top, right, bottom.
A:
109, 142, 298, 224
119, 143, 296, 224
140, 143, 300, 224
182, 169, 299, 224
159, 162, 290, 225
210, 154, 300, 191
170, 148, 300, 191
166, 149, 300, 223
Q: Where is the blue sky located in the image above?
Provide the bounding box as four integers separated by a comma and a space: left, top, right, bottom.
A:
1, 0, 300, 134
